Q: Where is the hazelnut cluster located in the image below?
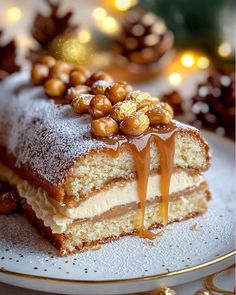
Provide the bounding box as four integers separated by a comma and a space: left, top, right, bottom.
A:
67, 80, 174, 138
31, 56, 113, 101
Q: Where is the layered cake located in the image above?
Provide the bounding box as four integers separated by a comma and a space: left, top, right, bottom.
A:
0, 58, 211, 255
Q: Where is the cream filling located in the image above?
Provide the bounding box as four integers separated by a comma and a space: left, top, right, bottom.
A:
0, 162, 205, 234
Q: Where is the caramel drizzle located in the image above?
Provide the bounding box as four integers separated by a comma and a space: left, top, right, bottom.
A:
101, 123, 178, 239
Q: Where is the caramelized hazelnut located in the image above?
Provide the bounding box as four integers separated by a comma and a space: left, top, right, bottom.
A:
31, 63, 49, 85
72, 94, 94, 114
85, 71, 113, 87
104, 82, 128, 105
66, 85, 91, 103
49, 61, 72, 77
39, 55, 56, 68
117, 81, 133, 92
120, 112, 150, 136
69, 70, 87, 86
44, 78, 66, 97
89, 94, 113, 118
91, 117, 118, 137
91, 80, 111, 95
137, 96, 160, 112
110, 100, 136, 123
146, 102, 174, 125
73, 65, 91, 78
126, 90, 152, 108
51, 72, 69, 84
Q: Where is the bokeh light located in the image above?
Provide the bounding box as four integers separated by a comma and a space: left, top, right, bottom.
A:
168, 73, 183, 86
197, 56, 210, 69
180, 53, 195, 68
100, 16, 120, 34
78, 29, 91, 44
6, 6, 22, 22
93, 7, 107, 21
217, 42, 232, 57
114, 0, 132, 11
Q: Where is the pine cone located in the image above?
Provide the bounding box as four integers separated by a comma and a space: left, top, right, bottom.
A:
0, 30, 20, 80
192, 68, 235, 138
112, 9, 173, 66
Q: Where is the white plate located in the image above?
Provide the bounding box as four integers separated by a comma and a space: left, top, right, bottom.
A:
0, 131, 235, 295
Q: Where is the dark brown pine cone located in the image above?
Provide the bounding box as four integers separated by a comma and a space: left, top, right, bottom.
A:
0, 30, 20, 80
192, 69, 235, 138
162, 91, 183, 115
112, 8, 173, 66
0, 181, 19, 215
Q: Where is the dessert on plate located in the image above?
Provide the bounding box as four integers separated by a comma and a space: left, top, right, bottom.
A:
0, 57, 211, 256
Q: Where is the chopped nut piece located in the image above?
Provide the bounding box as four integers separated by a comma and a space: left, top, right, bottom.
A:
110, 100, 137, 122
91, 117, 118, 137
190, 223, 199, 231
91, 80, 111, 95
105, 82, 128, 104
120, 112, 150, 136
85, 71, 113, 87
44, 78, 66, 97
146, 102, 173, 125
72, 94, 94, 114
89, 94, 113, 119
66, 85, 91, 103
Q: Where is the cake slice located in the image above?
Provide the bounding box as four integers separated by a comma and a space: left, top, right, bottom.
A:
0, 71, 211, 256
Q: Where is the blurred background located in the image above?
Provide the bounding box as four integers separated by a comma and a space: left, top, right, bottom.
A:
0, 0, 235, 138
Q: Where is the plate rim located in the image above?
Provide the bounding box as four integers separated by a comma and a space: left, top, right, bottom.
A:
0, 250, 235, 284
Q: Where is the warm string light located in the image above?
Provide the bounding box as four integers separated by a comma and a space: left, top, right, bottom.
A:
6, 6, 22, 22
197, 56, 210, 69
180, 53, 195, 68
93, 7, 120, 34
77, 29, 91, 44
217, 42, 232, 57
114, 0, 138, 11
168, 73, 183, 87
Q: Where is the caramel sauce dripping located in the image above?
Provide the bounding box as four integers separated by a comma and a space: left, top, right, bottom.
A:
100, 122, 178, 239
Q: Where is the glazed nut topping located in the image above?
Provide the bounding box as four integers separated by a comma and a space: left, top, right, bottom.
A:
31, 63, 49, 85
66, 85, 91, 103
110, 100, 137, 123
72, 94, 94, 114
85, 71, 114, 87
89, 94, 113, 119
49, 61, 73, 77
91, 80, 111, 95
104, 82, 128, 105
126, 90, 152, 108
91, 117, 118, 137
69, 70, 87, 86
39, 55, 56, 68
120, 112, 150, 136
146, 102, 174, 125
44, 78, 66, 97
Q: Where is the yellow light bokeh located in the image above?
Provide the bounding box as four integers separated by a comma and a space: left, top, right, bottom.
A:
218, 42, 232, 57
100, 16, 120, 34
168, 73, 183, 87
114, 0, 132, 11
93, 7, 107, 21
197, 56, 210, 69
78, 29, 91, 44
180, 53, 195, 68
6, 6, 22, 22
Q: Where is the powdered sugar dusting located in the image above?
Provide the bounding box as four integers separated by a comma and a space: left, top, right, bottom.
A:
0, 73, 106, 185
